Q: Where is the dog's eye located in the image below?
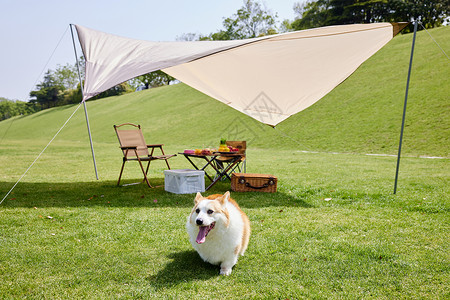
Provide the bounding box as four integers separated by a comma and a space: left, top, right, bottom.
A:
207, 209, 214, 214
195, 208, 200, 214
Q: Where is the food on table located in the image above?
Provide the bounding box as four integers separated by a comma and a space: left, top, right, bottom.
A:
201, 148, 212, 155
184, 149, 195, 154
218, 138, 229, 152
218, 145, 230, 152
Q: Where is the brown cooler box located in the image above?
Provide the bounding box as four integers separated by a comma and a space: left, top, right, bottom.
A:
231, 173, 277, 193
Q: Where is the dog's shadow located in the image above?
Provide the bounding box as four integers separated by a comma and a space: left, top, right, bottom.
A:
147, 250, 218, 288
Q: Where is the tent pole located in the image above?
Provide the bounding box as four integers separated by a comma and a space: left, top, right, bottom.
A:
394, 20, 417, 194
70, 24, 99, 180
81, 101, 99, 180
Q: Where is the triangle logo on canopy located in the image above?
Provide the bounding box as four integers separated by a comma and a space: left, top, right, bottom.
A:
243, 92, 284, 126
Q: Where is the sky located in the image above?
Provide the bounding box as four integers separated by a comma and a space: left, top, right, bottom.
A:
0, 0, 302, 101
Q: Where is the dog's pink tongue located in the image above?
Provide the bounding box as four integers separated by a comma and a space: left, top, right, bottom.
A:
196, 226, 208, 244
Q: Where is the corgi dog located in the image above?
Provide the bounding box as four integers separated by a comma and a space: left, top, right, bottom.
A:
186, 191, 250, 275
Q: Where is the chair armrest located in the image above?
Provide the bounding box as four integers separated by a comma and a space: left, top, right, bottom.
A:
147, 144, 163, 148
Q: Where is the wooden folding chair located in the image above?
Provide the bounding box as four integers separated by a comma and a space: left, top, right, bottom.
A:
114, 123, 176, 187
226, 141, 246, 173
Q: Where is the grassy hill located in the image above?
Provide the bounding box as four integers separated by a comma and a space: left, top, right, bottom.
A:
0, 26, 448, 157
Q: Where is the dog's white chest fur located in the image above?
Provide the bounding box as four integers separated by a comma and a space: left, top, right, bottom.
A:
186, 192, 250, 275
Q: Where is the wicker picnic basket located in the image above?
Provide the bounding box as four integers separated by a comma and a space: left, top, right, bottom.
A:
231, 173, 277, 193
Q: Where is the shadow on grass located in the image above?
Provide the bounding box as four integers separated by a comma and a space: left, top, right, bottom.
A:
0, 179, 313, 209
147, 250, 218, 289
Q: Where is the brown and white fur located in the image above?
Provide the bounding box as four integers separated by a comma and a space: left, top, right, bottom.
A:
186, 191, 250, 275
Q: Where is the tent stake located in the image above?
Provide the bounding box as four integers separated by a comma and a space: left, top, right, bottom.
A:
70, 24, 99, 180
394, 20, 417, 194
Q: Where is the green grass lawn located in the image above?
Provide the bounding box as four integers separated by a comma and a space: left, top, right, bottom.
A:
0, 143, 448, 298
0, 27, 449, 298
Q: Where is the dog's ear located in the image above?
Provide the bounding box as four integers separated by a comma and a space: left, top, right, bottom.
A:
218, 191, 230, 207
194, 192, 203, 204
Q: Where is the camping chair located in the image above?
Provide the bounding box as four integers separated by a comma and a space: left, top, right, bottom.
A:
215, 141, 247, 179
114, 123, 176, 187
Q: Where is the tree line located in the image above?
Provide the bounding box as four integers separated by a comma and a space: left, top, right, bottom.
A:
292, 0, 449, 32
1, 61, 134, 121
1, 0, 447, 121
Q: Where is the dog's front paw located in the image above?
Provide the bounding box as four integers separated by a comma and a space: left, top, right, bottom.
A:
220, 267, 232, 276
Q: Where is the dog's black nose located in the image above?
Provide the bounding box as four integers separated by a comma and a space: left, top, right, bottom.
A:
196, 218, 203, 225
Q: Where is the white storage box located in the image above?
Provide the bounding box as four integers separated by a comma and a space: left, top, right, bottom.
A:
164, 169, 205, 194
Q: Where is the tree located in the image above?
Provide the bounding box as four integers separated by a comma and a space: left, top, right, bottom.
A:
180, 0, 279, 41
280, 18, 294, 32
0, 98, 37, 121
388, 0, 450, 29
176, 32, 208, 41
292, 0, 391, 29
90, 82, 133, 100
291, 0, 450, 31
29, 70, 65, 109
28, 61, 83, 108
292, 0, 331, 30
131, 70, 176, 90
219, 0, 278, 39
54, 63, 79, 90
61, 83, 82, 104
0, 99, 16, 120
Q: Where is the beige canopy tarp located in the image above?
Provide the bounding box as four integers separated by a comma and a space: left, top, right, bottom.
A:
75, 23, 406, 126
